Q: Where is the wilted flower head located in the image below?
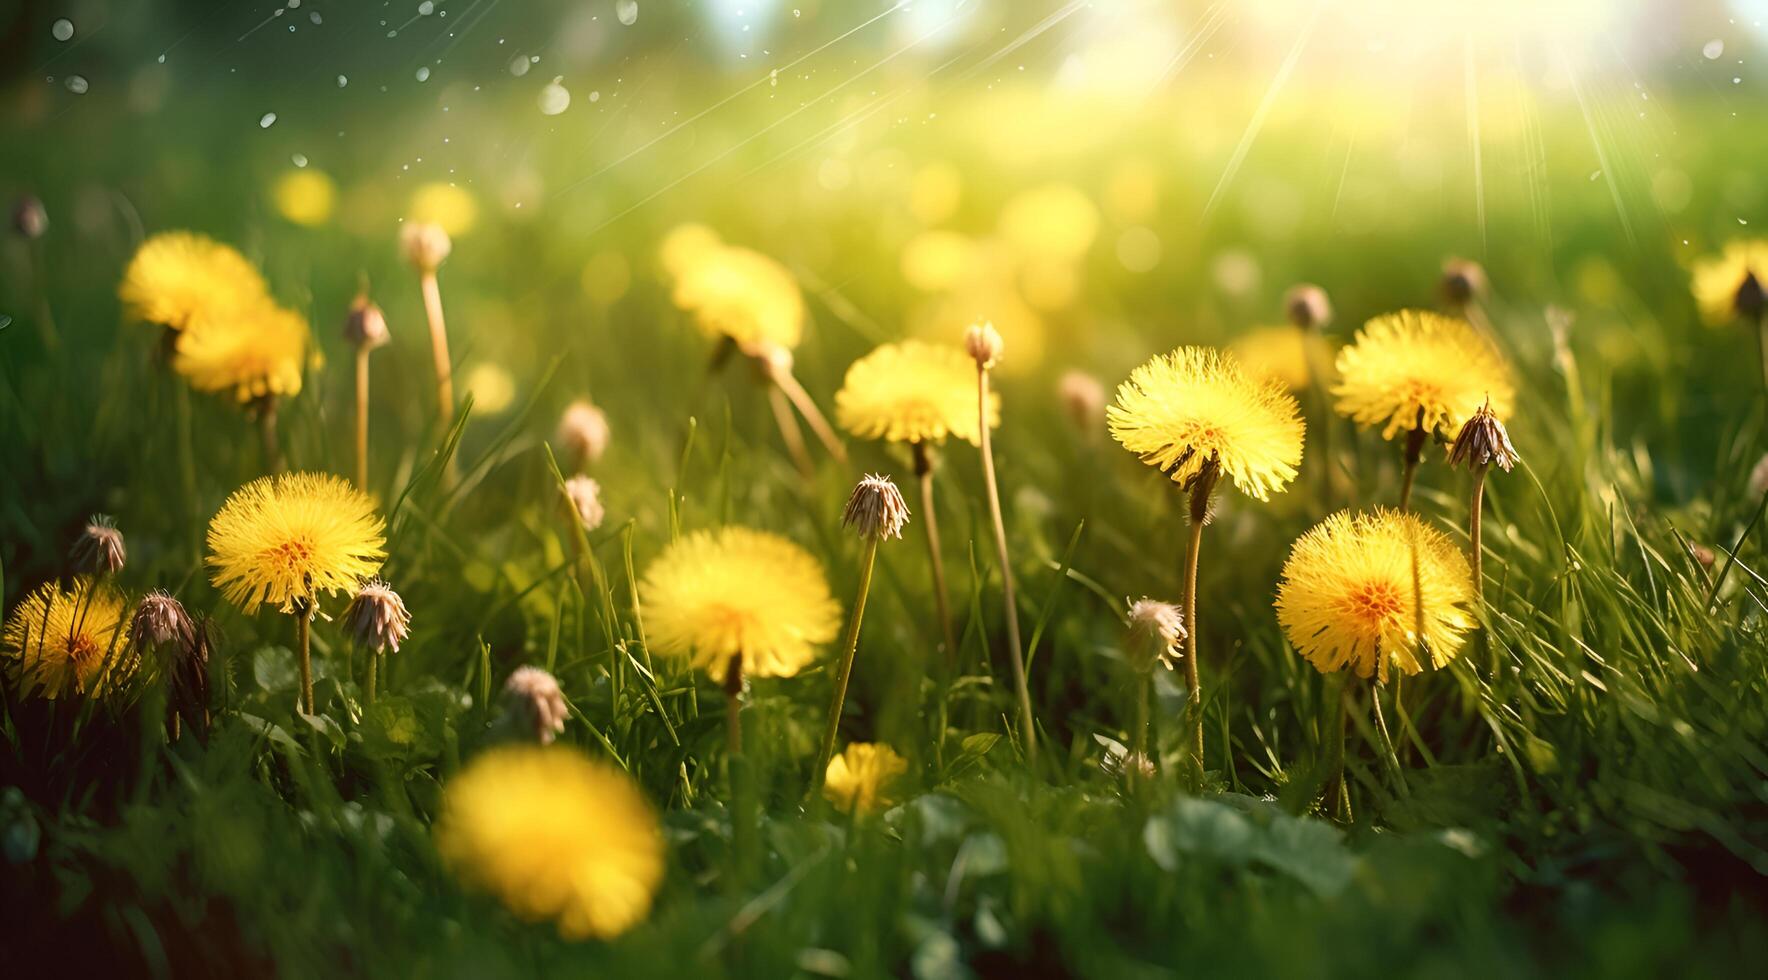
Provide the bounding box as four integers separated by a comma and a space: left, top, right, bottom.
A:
842, 474, 911, 540
1126, 598, 1185, 672
1283, 283, 1332, 330
206, 473, 387, 614
12, 195, 47, 239
501, 666, 570, 744
129, 590, 195, 650
1439, 258, 1488, 307
402, 221, 453, 274
1691, 239, 1768, 325
822, 743, 909, 815
639, 527, 841, 682
173, 302, 313, 403
556, 400, 611, 466
343, 294, 391, 350
2, 578, 136, 700
1275, 509, 1475, 682
119, 231, 269, 332
1446, 400, 1519, 473
836, 341, 999, 445
1333, 309, 1513, 441
964, 322, 1004, 370
71, 514, 126, 575
563, 476, 605, 532
342, 579, 412, 653
1108, 346, 1305, 501
1057, 370, 1106, 434
435, 745, 664, 940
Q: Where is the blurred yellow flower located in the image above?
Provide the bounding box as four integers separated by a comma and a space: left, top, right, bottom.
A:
823, 743, 909, 814
640, 527, 840, 683
1109, 346, 1305, 500
173, 302, 312, 403
667, 240, 805, 354
658, 222, 724, 278
436, 745, 664, 940
271, 169, 336, 227
1275, 509, 1474, 681
999, 183, 1099, 263
916, 284, 1045, 374
1229, 325, 1335, 392
1104, 157, 1160, 223
836, 340, 998, 445
900, 230, 977, 292
2, 578, 136, 700
1690, 238, 1768, 326
462, 363, 518, 415
207, 473, 387, 614
119, 231, 269, 331
408, 182, 478, 236
909, 161, 962, 225
1333, 310, 1513, 440
582, 250, 632, 305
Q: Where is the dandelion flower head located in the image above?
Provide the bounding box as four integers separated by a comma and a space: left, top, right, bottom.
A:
2, 578, 136, 700
836, 341, 999, 445
668, 239, 805, 354
1690, 238, 1768, 325
1274, 509, 1474, 682
1332, 310, 1513, 440
207, 473, 387, 614
119, 231, 268, 331
823, 742, 909, 815
173, 302, 312, 403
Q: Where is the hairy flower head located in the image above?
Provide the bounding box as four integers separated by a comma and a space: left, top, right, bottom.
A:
1332, 310, 1513, 440
639, 527, 840, 682
206, 473, 387, 615
1126, 598, 1185, 672
842, 474, 911, 540
436, 746, 663, 940
1108, 346, 1305, 500
823, 742, 909, 814
119, 231, 269, 331
342, 578, 411, 653
835, 341, 998, 445
1691, 239, 1768, 325
173, 302, 313, 403
3, 578, 137, 700
1274, 509, 1474, 682
668, 240, 805, 354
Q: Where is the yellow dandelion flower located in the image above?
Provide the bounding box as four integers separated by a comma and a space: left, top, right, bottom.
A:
639, 527, 840, 682
900, 230, 977, 292
436, 745, 664, 940
835, 341, 999, 446
998, 183, 1099, 263
407, 181, 478, 236
173, 302, 312, 403
668, 242, 805, 354
1274, 509, 1474, 682
1332, 310, 1514, 440
272, 169, 336, 227
658, 222, 723, 278
1108, 346, 1305, 500
823, 743, 909, 815
206, 473, 387, 615
462, 362, 518, 416
1690, 238, 1768, 325
119, 231, 269, 331
2, 578, 136, 700
1229, 325, 1335, 392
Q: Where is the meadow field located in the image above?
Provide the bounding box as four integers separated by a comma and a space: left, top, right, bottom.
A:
3, 1, 1767, 976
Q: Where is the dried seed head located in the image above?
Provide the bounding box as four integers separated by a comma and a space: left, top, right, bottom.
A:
342, 578, 412, 653
1283, 283, 1332, 330
130, 590, 196, 650
343, 294, 391, 350
71, 514, 126, 575
502, 665, 569, 744
842, 474, 911, 541
12, 195, 47, 240
564, 475, 605, 532
1439, 258, 1488, 307
1126, 597, 1186, 671
1057, 370, 1106, 434
401, 221, 452, 274
1737, 271, 1766, 321
1446, 400, 1519, 473
1100, 744, 1156, 781
964, 322, 1003, 370
1691, 544, 1716, 568
556, 400, 611, 466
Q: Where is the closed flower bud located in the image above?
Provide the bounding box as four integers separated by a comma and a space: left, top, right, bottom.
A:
1283, 283, 1332, 330
342, 578, 412, 653
12, 195, 47, 240
1057, 370, 1106, 434
1446, 401, 1519, 473
841, 474, 910, 540
1737, 271, 1766, 321
964, 322, 1004, 370
343, 294, 391, 350
401, 221, 452, 273
1440, 258, 1488, 307
501, 665, 569, 744
556, 400, 611, 466
564, 475, 605, 532
1126, 597, 1185, 672
71, 515, 126, 575
130, 590, 196, 650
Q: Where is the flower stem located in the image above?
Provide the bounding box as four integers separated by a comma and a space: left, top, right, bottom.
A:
257, 396, 284, 475
1470, 465, 1493, 678
1180, 499, 1207, 783
766, 383, 815, 479
365, 648, 378, 706
1370, 679, 1409, 798
912, 441, 958, 666
772, 366, 848, 465
724, 652, 745, 757
420, 271, 453, 423
354, 346, 372, 492
1397, 420, 1427, 511
295, 602, 315, 715
815, 534, 880, 789
1327, 674, 1351, 822
976, 366, 1035, 765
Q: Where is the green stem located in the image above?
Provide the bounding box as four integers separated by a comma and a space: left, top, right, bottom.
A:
1397, 420, 1427, 511
366, 649, 378, 705
976, 366, 1035, 765
1326, 672, 1350, 822
1369, 679, 1409, 798
814, 534, 880, 788
1180, 509, 1206, 784
296, 602, 314, 715
913, 441, 958, 667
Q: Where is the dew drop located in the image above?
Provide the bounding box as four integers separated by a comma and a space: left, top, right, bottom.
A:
310, 12, 323, 25
292, 153, 309, 167
260, 112, 278, 129
539, 77, 571, 115
337, 74, 349, 87
1704, 39, 1725, 60
509, 54, 531, 76
616, 0, 639, 27
416, 66, 431, 82
419, 1, 435, 14
64, 75, 88, 95
51, 19, 74, 42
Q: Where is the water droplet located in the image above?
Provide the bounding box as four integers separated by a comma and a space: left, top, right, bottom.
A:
1735, 76, 1744, 84
588, 90, 601, 102
260, 112, 278, 129
64, 75, 88, 94
539, 77, 571, 115
1704, 39, 1725, 60
292, 153, 309, 167
416, 66, 431, 82
793, 8, 802, 17
509, 54, 531, 77
0, 314, 12, 331
51, 19, 74, 42
419, 1, 435, 14
310, 12, 323, 25
337, 75, 348, 87
770, 68, 778, 87
616, 0, 639, 27
287, 0, 302, 8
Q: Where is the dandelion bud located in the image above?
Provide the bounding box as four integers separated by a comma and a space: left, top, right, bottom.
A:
1736, 271, 1766, 321
563, 475, 605, 532
842, 474, 910, 541
1447, 401, 1519, 473
1057, 370, 1106, 434
342, 578, 412, 653
401, 221, 452, 274
501, 665, 569, 744
130, 590, 196, 650
12, 195, 47, 240
1691, 544, 1716, 568
1126, 598, 1185, 672
1283, 283, 1332, 330
964, 322, 1003, 370
556, 400, 611, 466
1440, 258, 1488, 307
70, 515, 126, 575
343, 294, 391, 350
